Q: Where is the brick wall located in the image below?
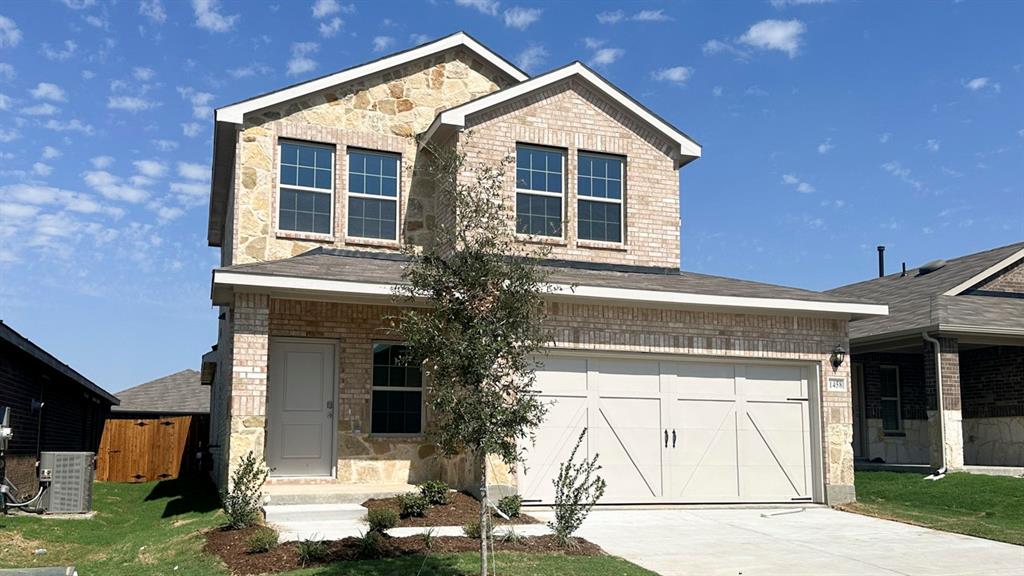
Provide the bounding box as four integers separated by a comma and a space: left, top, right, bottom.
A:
970, 260, 1024, 295
960, 346, 1024, 419
854, 352, 927, 420
924, 336, 961, 411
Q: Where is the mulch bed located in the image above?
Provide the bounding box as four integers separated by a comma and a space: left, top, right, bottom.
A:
205, 526, 602, 576
362, 491, 540, 527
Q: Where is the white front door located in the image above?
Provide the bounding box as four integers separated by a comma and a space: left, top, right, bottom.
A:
267, 340, 335, 477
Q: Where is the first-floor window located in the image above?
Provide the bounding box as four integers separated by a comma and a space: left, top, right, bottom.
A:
348, 149, 400, 240
880, 365, 901, 432
278, 140, 334, 235
371, 343, 422, 434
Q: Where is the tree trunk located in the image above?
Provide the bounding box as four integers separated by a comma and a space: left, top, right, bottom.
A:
479, 450, 488, 576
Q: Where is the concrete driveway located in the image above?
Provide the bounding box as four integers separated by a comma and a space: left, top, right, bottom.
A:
530, 507, 1024, 576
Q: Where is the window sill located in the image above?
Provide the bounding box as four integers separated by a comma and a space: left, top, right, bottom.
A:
516, 234, 567, 246
368, 433, 426, 441
578, 239, 627, 251
882, 431, 906, 438
276, 230, 336, 243
344, 236, 402, 249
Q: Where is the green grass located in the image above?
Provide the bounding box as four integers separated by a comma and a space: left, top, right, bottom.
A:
846, 471, 1024, 545
1, 480, 654, 576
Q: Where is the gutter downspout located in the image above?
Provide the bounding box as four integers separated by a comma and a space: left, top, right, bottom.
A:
922, 332, 946, 471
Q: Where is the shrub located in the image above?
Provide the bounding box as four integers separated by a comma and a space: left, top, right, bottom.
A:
462, 519, 493, 540
245, 526, 278, 554
297, 538, 328, 566
221, 451, 271, 530
500, 526, 524, 545
496, 494, 522, 519
399, 493, 429, 518
366, 507, 398, 534
421, 527, 436, 551
547, 429, 607, 548
356, 530, 385, 559
418, 480, 451, 505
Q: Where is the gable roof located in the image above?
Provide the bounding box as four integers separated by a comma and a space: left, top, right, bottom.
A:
0, 320, 119, 405
422, 61, 702, 167
113, 369, 209, 414
828, 241, 1024, 342
214, 32, 528, 125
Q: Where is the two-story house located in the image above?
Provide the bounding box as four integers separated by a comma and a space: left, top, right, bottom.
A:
204, 32, 886, 506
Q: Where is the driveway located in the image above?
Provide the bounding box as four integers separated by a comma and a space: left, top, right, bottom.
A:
530, 507, 1024, 576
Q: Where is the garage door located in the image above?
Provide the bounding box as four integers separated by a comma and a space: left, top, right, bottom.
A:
518, 355, 817, 504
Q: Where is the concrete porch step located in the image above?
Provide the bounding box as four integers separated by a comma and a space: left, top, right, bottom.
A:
264, 503, 365, 524
262, 482, 416, 505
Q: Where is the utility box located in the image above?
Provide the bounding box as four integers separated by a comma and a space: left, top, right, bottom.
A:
38, 452, 94, 514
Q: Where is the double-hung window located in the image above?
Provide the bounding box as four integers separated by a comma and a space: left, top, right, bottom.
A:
577, 153, 623, 243
515, 145, 564, 237
347, 149, 400, 241
278, 141, 334, 235
371, 343, 422, 434
879, 365, 901, 433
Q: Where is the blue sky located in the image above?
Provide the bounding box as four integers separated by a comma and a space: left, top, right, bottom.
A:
0, 0, 1021, 393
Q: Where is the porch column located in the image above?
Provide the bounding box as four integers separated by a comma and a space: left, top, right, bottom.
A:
924, 336, 964, 469
227, 292, 270, 484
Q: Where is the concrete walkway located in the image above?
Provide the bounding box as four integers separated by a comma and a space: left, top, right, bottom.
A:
526, 507, 1024, 576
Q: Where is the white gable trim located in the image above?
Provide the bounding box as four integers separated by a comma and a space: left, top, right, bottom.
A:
215, 32, 528, 125
421, 62, 702, 164
943, 246, 1024, 296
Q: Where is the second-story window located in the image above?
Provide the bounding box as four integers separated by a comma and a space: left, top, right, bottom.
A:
279, 141, 334, 235
515, 145, 563, 237
348, 149, 400, 241
577, 153, 623, 243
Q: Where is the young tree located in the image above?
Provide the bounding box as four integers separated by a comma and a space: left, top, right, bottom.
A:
392, 139, 552, 575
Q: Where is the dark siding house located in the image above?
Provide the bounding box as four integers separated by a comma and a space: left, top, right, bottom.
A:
0, 321, 118, 496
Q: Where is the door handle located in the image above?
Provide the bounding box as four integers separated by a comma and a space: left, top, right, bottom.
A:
672, 429, 677, 448
664, 429, 668, 448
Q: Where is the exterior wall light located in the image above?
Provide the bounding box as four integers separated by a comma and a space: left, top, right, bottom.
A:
830, 344, 847, 371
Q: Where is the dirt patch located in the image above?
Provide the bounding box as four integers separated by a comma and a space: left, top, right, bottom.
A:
205, 526, 601, 575
362, 492, 540, 527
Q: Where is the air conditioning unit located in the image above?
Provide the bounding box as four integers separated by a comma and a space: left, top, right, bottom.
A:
38, 452, 94, 514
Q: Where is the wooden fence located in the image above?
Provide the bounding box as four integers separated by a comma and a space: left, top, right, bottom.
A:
96, 414, 209, 482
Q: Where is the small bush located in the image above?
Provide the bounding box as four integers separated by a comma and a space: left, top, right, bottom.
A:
500, 527, 524, 544
462, 519, 493, 540
496, 494, 522, 518
548, 428, 607, 548
398, 493, 430, 518
356, 530, 385, 559
419, 480, 451, 505
421, 527, 436, 551
297, 538, 328, 566
366, 507, 398, 534
221, 451, 271, 530
245, 526, 278, 554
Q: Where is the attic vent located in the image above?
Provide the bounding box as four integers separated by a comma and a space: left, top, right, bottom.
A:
918, 259, 947, 275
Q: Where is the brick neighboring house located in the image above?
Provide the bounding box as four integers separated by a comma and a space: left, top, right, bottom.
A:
203, 32, 886, 505
0, 321, 118, 496
829, 242, 1024, 469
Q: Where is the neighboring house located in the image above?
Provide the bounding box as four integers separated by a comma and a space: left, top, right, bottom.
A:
829, 242, 1024, 469
0, 321, 118, 495
96, 369, 211, 482
204, 32, 886, 505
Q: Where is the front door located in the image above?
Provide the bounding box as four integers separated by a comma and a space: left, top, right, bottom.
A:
267, 340, 335, 477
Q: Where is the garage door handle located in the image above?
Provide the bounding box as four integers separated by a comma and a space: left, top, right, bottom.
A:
672, 429, 677, 448
664, 429, 668, 448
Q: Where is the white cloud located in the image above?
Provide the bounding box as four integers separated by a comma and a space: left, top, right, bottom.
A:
745, 85, 769, 97
702, 39, 749, 59
287, 42, 319, 75
61, 0, 96, 8
192, 0, 238, 33
0, 126, 19, 142
963, 76, 1000, 93
170, 181, 208, 206
652, 66, 693, 85
597, 9, 671, 23
41, 146, 61, 160
817, 138, 834, 154
90, 155, 114, 169
782, 173, 815, 193
41, 40, 78, 62
20, 102, 59, 116
84, 15, 108, 29
312, 0, 354, 18
455, 0, 500, 16
0, 63, 14, 81
177, 86, 215, 118
32, 162, 53, 177
515, 45, 548, 73
770, 0, 832, 7
881, 161, 924, 191
1018, 128, 1024, 138
81, 70, 95, 80
319, 17, 343, 37
151, 139, 178, 152
372, 36, 394, 52
44, 119, 94, 134
134, 160, 168, 178
596, 10, 624, 24
712, 85, 723, 97
182, 122, 202, 137
30, 82, 66, 102
0, 15, 22, 48
0, 93, 8, 110
228, 63, 272, 79
585, 40, 624, 67
504, 6, 542, 30
177, 162, 207, 180
409, 33, 431, 45
738, 19, 805, 58
879, 132, 892, 144
926, 139, 940, 152
133, 67, 156, 81
139, 0, 167, 24
153, 204, 185, 224
108, 96, 161, 112
83, 170, 149, 203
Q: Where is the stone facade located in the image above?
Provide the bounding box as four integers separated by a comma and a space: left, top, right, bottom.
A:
854, 352, 929, 464
924, 336, 964, 468
865, 418, 930, 464
961, 345, 1024, 466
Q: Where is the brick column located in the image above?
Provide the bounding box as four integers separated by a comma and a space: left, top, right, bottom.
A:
227, 292, 270, 485
924, 336, 964, 469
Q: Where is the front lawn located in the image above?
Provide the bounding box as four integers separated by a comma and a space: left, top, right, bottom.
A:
844, 471, 1024, 545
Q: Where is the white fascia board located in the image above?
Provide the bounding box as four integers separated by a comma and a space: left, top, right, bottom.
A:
942, 247, 1024, 296
213, 271, 887, 318
423, 62, 702, 161
215, 33, 528, 125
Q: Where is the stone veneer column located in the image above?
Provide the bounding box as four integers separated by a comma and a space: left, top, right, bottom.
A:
227, 292, 270, 485
924, 336, 964, 469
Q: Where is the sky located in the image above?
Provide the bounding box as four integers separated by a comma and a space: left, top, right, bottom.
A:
0, 0, 1021, 393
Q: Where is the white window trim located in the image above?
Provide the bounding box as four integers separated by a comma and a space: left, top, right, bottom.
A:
879, 365, 902, 433
577, 152, 625, 244
346, 149, 401, 242
277, 139, 335, 237
369, 341, 425, 436
515, 144, 566, 240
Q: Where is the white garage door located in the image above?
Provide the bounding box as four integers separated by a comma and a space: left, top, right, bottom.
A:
518, 355, 817, 504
